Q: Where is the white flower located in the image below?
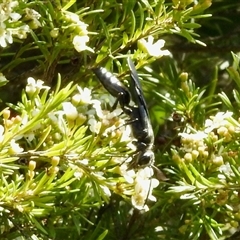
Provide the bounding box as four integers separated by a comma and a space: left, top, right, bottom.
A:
74, 171, 83, 179
132, 178, 151, 211
205, 111, 233, 133
119, 163, 136, 183
104, 108, 122, 122
26, 77, 50, 96
25, 8, 41, 21
218, 162, 235, 182
74, 86, 92, 104
100, 185, 111, 197
13, 24, 30, 39
48, 111, 68, 135
131, 167, 159, 211
73, 35, 93, 53
219, 162, 233, 175
64, 11, 80, 23
91, 100, 103, 119
88, 118, 101, 134
62, 102, 78, 120
138, 36, 171, 58
9, 12, 21, 22
78, 159, 89, 165
179, 131, 207, 143
82, 88, 92, 102
0, 22, 13, 47
101, 108, 122, 127
9, 139, 23, 153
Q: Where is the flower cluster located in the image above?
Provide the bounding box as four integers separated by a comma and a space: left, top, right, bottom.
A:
0, 1, 34, 48
131, 167, 159, 210
115, 163, 159, 211
61, 11, 93, 53
178, 131, 208, 163
0, 108, 24, 154
67, 86, 129, 139
205, 112, 236, 142
171, 110, 240, 236
176, 111, 240, 176
2, 76, 159, 212
24, 77, 128, 146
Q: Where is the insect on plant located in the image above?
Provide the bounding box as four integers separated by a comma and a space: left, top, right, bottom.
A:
93, 58, 166, 173
93, 58, 167, 210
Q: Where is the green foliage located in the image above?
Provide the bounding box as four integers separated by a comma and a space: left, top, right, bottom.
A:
1, 0, 240, 239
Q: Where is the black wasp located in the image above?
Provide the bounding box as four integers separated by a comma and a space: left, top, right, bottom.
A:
93, 58, 165, 177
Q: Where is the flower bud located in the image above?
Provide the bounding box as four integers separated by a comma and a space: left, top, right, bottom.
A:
179, 72, 188, 82
51, 156, 60, 167
184, 153, 192, 162
13, 115, 22, 124
50, 28, 59, 38
29, 160, 36, 171
192, 150, 199, 160
3, 109, 10, 120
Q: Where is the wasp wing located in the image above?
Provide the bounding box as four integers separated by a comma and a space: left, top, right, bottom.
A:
127, 58, 154, 144
127, 57, 150, 118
